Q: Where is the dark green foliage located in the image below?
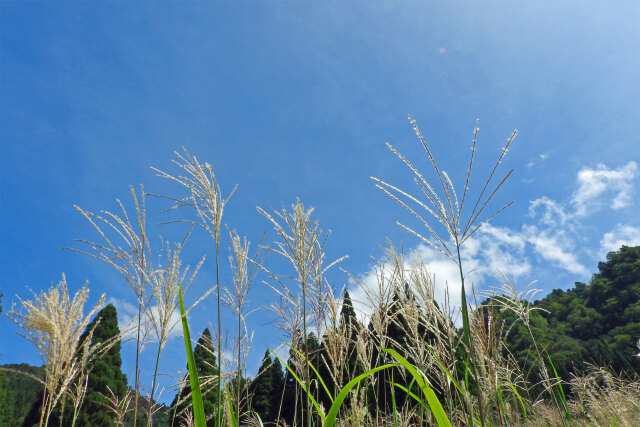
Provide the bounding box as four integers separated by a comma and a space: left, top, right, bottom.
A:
227, 373, 250, 422
249, 350, 278, 422
249, 352, 285, 424
268, 355, 285, 420
170, 328, 219, 427
0, 364, 45, 426
75, 303, 128, 426
367, 285, 431, 415
489, 245, 640, 389
280, 332, 320, 426
317, 290, 364, 412
339, 290, 364, 380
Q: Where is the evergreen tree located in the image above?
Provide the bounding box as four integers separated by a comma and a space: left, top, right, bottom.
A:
250, 350, 275, 422
75, 303, 128, 426
268, 355, 285, 422
227, 373, 250, 422
170, 328, 219, 426
21, 305, 127, 427
487, 245, 640, 386
339, 290, 363, 379
317, 290, 364, 411
281, 332, 320, 426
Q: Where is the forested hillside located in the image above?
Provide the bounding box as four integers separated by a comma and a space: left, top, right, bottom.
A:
240, 246, 640, 424
485, 246, 640, 384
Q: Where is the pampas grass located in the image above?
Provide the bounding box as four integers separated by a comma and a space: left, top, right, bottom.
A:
72, 186, 152, 426
10, 118, 640, 427
153, 148, 236, 427
8, 274, 106, 427
257, 199, 347, 427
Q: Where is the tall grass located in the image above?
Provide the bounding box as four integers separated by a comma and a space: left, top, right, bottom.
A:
10, 119, 639, 427
257, 199, 347, 426
7, 274, 106, 427
153, 149, 236, 427
372, 117, 517, 425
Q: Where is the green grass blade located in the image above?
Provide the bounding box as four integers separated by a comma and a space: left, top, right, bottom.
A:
497, 385, 507, 425
392, 382, 432, 415
225, 383, 237, 427
285, 344, 334, 404
382, 348, 452, 427
323, 363, 400, 427
271, 349, 326, 422
503, 383, 527, 420
179, 285, 207, 427
391, 370, 398, 427
547, 353, 572, 424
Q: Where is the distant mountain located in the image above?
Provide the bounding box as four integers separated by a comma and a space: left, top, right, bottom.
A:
484, 245, 640, 385
0, 364, 170, 427
0, 363, 45, 426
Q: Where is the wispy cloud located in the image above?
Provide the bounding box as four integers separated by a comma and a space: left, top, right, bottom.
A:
600, 225, 640, 257
522, 225, 589, 275
351, 161, 638, 316
526, 152, 551, 169
108, 297, 182, 343
349, 228, 530, 323
528, 196, 569, 227
571, 162, 638, 216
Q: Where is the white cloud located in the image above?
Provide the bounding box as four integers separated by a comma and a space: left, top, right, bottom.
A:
522, 225, 589, 276
600, 225, 640, 256
526, 153, 550, 169
527, 153, 549, 169
348, 227, 531, 325
528, 196, 569, 227
108, 297, 183, 343
351, 160, 636, 329
571, 162, 638, 216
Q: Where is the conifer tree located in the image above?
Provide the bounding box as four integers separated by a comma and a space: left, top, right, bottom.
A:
250, 351, 275, 421
170, 328, 219, 426
76, 303, 128, 426
318, 290, 363, 411
268, 355, 285, 422
367, 287, 419, 415
339, 290, 363, 380
281, 333, 320, 426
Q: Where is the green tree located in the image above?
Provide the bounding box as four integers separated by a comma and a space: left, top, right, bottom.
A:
75, 303, 128, 426
268, 355, 285, 422
281, 332, 320, 426
250, 350, 276, 422
170, 328, 219, 426
317, 290, 364, 412
488, 245, 640, 390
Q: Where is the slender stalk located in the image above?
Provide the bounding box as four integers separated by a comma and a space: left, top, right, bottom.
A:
302, 279, 311, 427
216, 246, 222, 427
38, 385, 47, 427
456, 242, 485, 426
133, 303, 142, 427
148, 342, 163, 426
43, 397, 52, 427
236, 296, 241, 421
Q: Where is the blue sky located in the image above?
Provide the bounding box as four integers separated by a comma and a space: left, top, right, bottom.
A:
2, 1, 640, 404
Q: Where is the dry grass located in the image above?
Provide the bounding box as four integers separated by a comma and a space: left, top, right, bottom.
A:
10, 124, 640, 427
568, 365, 640, 427
8, 274, 106, 427
97, 385, 134, 425
153, 148, 236, 427
257, 199, 347, 426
